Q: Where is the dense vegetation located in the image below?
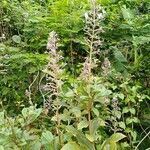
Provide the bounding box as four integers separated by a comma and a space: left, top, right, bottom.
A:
0, 0, 150, 149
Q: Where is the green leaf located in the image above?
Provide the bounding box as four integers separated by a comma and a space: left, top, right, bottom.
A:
41, 131, 54, 145
103, 142, 117, 150
91, 118, 102, 136
22, 106, 42, 125
31, 140, 42, 150
99, 0, 111, 5
101, 133, 126, 150
109, 133, 126, 142
65, 90, 74, 97
132, 117, 139, 123
130, 131, 137, 141
0, 111, 5, 125
66, 126, 95, 150
133, 36, 150, 46
92, 108, 99, 117
119, 122, 126, 129
61, 142, 80, 150
115, 111, 121, 119
114, 50, 127, 63
71, 107, 81, 118
126, 118, 133, 125
122, 107, 129, 114
114, 60, 126, 72
85, 134, 94, 142
77, 120, 88, 130
0, 146, 4, 150
121, 5, 134, 20
12, 35, 21, 43
117, 93, 124, 100
130, 108, 136, 115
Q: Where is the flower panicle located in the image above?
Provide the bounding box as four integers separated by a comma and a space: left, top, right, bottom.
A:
42, 31, 63, 111
80, 0, 105, 80
84, 1, 106, 52
47, 31, 59, 54
101, 57, 111, 75
80, 57, 98, 81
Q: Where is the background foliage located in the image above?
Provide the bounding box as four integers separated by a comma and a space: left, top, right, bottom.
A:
0, 0, 150, 149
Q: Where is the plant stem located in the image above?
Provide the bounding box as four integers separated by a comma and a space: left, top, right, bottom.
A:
56, 105, 61, 145
134, 47, 138, 66
88, 108, 92, 134
135, 131, 150, 150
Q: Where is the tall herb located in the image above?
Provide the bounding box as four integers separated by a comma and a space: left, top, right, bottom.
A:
81, 0, 106, 135
43, 31, 64, 145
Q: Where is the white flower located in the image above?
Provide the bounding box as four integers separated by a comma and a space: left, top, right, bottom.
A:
84, 12, 89, 21
97, 13, 104, 20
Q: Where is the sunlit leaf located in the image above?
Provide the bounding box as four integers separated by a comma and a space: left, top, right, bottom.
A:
109, 133, 126, 142
121, 5, 134, 20
77, 120, 88, 130
119, 122, 126, 130
61, 142, 81, 150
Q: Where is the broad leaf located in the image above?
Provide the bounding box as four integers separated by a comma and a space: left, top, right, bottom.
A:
66, 126, 95, 150
61, 142, 80, 150
109, 133, 126, 142
41, 131, 54, 145
77, 120, 88, 130
114, 50, 127, 63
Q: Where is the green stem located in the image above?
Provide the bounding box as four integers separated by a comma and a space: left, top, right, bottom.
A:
135, 131, 150, 150
134, 46, 138, 66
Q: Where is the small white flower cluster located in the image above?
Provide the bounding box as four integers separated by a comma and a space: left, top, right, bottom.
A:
80, 0, 106, 81
84, 2, 106, 51
80, 57, 91, 80
46, 31, 59, 54
101, 57, 111, 75
0, 34, 6, 42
